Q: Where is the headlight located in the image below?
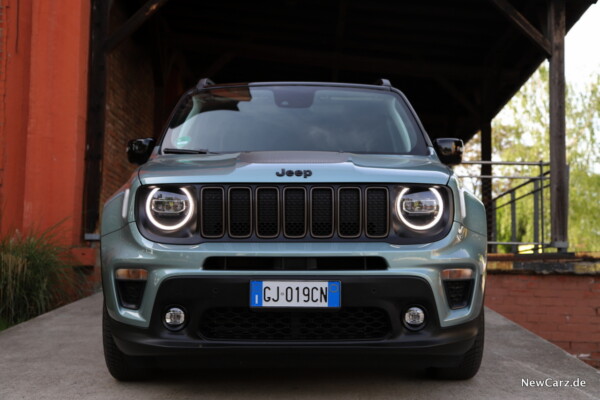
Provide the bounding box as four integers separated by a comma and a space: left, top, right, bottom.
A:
145, 187, 195, 231
396, 187, 444, 231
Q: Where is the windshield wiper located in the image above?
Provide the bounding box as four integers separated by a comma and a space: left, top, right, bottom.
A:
163, 148, 216, 155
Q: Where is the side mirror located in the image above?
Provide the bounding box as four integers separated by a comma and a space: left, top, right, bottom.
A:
127, 138, 156, 165
433, 138, 463, 165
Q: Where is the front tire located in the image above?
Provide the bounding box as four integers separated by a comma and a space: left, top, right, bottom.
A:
102, 304, 150, 381
429, 309, 485, 380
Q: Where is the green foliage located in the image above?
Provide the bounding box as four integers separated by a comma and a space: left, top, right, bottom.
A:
568, 168, 600, 252
0, 228, 75, 329
487, 63, 600, 252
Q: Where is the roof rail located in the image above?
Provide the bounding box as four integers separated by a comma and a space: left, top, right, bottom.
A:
374, 78, 391, 87
196, 78, 215, 90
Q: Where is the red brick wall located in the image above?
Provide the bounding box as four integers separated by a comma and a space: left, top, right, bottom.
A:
101, 3, 155, 209
0, 0, 90, 242
486, 274, 600, 368
0, 0, 6, 196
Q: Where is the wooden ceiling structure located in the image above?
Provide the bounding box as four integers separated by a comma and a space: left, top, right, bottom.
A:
85, 0, 596, 250
102, 0, 593, 140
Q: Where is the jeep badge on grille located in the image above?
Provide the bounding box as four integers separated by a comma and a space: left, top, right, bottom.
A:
276, 168, 312, 178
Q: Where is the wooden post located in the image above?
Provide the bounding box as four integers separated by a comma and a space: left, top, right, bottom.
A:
83, 0, 109, 234
481, 120, 494, 252
548, 0, 568, 251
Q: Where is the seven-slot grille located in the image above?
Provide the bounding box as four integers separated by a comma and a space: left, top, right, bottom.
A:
199, 185, 389, 239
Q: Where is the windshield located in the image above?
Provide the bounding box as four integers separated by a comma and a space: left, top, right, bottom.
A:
161, 85, 428, 155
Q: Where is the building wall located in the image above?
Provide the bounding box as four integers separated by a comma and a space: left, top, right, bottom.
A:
486, 273, 600, 368
0, 1, 5, 197
101, 3, 156, 209
0, 0, 90, 246
0, 0, 30, 235
0, 0, 185, 243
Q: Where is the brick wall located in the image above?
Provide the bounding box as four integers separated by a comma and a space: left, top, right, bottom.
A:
101, 3, 155, 208
0, 0, 6, 195
486, 274, 600, 368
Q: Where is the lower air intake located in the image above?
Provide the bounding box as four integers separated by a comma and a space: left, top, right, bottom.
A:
199, 307, 391, 341
443, 279, 473, 309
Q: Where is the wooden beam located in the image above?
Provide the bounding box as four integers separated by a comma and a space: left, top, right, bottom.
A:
177, 35, 518, 81
435, 77, 478, 116
104, 0, 170, 53
175, 20, 487, 52
548, 0, 568, 251
331, 0, 348, 81
480, 120, 494, 250
175, 25, 473, 59
418, 114, 471, 126
202, 52, 235, 78
83, 0, 110, 233
165, 12, 493, 41
490, 0, 551, 56
410, 53, 479, 116
346, 2, 497, 21
150, 21, 169, 138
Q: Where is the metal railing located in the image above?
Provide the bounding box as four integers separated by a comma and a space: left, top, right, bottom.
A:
457, 160, 552, 253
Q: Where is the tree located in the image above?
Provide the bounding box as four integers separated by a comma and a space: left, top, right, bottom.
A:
459, 63, 600, 252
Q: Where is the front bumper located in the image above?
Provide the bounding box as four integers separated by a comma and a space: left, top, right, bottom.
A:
107, 274, 482, 367
102, 220, 487, 330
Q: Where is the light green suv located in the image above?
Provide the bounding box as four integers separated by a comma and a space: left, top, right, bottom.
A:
101, 79, 487, 380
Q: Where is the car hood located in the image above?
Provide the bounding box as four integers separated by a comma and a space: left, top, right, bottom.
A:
138, 151, 451, 185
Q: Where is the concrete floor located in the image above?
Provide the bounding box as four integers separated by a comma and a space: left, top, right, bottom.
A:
0, 293, 598, 400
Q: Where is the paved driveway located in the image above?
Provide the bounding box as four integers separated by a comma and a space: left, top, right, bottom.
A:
0, 293, 598, 399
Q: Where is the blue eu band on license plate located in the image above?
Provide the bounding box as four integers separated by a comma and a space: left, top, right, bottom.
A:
250, 281, 341, 308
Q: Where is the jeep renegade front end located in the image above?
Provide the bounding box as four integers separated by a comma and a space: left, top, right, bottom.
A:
101, 79, 487, 380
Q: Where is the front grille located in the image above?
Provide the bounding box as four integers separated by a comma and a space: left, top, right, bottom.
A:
443, 280, 473, 309
203, 256, 388, 270
310, 187, 334, 237
365, 188, 389, 237
201, 188, 225, 237
283, 188, 307, 237
199, 307, 391, 341
338, 188, 361, 237
228, 188, 252, 238
198, 185, 389, 240
256, 188, 279, 238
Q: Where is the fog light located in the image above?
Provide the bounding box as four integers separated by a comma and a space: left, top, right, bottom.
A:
164, 307, 186, 329
403, 306, 426, 330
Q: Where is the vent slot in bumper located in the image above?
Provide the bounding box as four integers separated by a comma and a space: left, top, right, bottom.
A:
443, 279, 474, 309
203, 256, 388, 271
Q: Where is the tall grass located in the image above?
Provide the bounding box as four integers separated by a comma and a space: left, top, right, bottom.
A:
0, 228, 75, 329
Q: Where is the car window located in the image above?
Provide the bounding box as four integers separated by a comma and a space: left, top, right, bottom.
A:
162, 86, 428, 155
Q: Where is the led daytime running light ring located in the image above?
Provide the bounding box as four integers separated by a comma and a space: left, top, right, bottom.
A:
397, 187, 444, 231
146, 187, 195, 231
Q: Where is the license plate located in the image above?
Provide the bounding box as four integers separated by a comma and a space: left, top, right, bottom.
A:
250, 281, 341, 308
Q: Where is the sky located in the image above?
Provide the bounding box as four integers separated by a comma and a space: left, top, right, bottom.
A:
565, 3, 600, 87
